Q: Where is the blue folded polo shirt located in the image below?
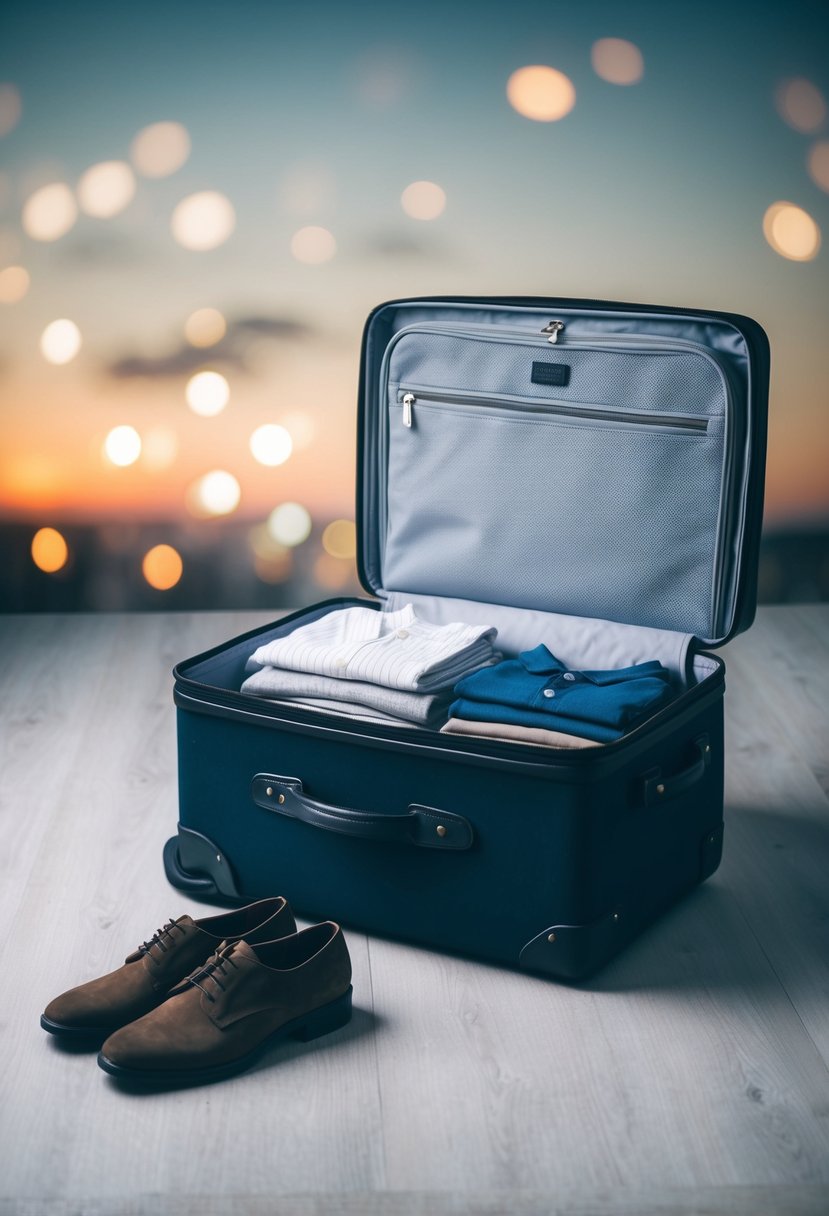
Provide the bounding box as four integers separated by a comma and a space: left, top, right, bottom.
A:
449, 645, 674, 743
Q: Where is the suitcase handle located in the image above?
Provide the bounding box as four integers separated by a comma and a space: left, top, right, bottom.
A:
251, 774, 474, 850
642, 734, 711, 807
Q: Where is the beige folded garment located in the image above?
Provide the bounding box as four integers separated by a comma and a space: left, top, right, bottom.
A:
440, 717, 601, 749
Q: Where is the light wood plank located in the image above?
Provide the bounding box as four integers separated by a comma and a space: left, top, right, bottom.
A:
0, 613, 384, 1201
3, 1182, 829, 1216
717, 606, 829, 1067
2, 608, 828, 1213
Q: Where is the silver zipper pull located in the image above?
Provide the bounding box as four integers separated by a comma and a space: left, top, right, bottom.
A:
402, 392, 415, 428
541, 320, 565, 344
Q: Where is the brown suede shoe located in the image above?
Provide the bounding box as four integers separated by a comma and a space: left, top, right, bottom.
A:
41, 897, 296, 1044
97, 921, 352, 1085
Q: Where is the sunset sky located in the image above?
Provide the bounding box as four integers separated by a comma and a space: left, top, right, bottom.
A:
1, 0, 828, 550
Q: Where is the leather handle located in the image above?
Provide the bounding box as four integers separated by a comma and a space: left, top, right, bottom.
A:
642, 734, 711, 807
251, 774, 473, 851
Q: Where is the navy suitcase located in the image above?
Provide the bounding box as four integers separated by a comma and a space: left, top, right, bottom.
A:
165, 295, 769, 980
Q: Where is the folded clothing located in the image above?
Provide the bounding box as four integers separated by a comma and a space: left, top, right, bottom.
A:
449, 644, 673, 744
440, 717, 601, 750
257, 697, 419, 728
241, 666, 453, 727
247, 603, 498, 693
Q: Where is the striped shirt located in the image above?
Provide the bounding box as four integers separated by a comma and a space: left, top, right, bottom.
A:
248, 604, 498, 692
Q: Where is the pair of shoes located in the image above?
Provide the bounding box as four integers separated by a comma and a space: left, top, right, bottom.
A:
41, 897, 353, 1085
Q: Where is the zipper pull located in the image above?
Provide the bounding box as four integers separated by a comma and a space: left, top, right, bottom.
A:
541, 320, 565, 344
402, 392, 415, 428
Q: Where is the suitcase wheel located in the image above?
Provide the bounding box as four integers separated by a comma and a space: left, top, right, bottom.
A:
163, 832, 240, 903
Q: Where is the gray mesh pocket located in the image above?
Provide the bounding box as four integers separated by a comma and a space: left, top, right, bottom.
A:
384, 398, 726, 636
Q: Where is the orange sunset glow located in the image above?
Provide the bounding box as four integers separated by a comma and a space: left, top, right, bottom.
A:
1, 3, 828, 611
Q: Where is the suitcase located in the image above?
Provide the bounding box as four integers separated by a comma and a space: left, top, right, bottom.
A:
164, 295, 769, 980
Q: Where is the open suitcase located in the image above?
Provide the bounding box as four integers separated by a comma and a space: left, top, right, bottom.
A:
165, 295, 769, 980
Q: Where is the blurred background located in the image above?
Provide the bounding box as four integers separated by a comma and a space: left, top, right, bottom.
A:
1, 0, 828, 614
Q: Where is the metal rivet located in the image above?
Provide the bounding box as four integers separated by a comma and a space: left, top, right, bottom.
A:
436, 824, 447, 837
656, 783, 665, 796
216, 854, 221, 863
265, 786, 273, 796
704, 745, 711, 754
278, 794, 285, 805
612, 912, 620, 921
547, 932, 556, 943
708, 834, 715, 844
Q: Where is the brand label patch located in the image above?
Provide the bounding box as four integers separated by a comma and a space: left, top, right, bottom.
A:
531, 361, 570, 387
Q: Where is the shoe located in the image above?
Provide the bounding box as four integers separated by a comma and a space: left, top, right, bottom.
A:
41, 897, 296, 1044
97, 921, 352, 1085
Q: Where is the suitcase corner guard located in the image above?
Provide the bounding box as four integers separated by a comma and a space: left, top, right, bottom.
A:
519, 906, 625, 981
251, 773, 473, 850
163, 826, 242, 900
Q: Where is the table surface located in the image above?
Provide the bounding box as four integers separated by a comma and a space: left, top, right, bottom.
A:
1, 605, 828, 1216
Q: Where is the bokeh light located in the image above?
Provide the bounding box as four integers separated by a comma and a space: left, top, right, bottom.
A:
141, 426, 179, 471
249, 424, 293, 467
354, 47, 412, 107
0, 265, 29, 303
186, 370, 230, 416
591, 38, 644, 85
763, 202, 821, 261
130, 121, 191, 177
171, 191, 236, 251
280, 410, 317, 451
248, 523, 294, 583
104, 425, 142, 467
775, 78, 827, 133
279, 161, 336, 215
267, 502, 312, 546
31, 527, 68, 573
22, 182, 78, 241
290, 225, 336, 264
321, 519, 357, 559
142, 544, 183, 590
184, 307, 226, 347
807, 141, 829, 193
400, 181, 446, 221
314, 552, 354, 590
0, 84, 22, 137
506, 65, 576, 122
40, 319, 82, 364
189, 470, 241, 517
77, 161, 136, 217
0, 224, 21, 262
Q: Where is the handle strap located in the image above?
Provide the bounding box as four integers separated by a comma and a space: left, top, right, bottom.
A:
642, 734, 711, 807
251, 774, 473, 851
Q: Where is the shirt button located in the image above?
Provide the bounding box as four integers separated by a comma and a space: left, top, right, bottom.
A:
334, 658, 347, 668
563, 672, 576, 682
543, 688, 555, 698
396, 629, 409, 639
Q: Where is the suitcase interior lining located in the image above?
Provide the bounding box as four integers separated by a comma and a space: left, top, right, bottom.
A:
180, 597, 719, 706
360, 300, 757, 649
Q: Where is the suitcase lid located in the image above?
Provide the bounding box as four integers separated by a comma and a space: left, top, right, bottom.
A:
355, 295, 769, 649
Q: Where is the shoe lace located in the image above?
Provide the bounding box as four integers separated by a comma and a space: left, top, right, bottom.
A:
137, 917, 187, 958
188, 942, 240, 1003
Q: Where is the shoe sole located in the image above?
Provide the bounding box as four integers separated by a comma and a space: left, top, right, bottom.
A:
96, 985, 353, 1086
40, 1014, 121, 1046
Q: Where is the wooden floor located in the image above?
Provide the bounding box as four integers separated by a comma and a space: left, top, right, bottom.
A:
1, 606, 828, 1216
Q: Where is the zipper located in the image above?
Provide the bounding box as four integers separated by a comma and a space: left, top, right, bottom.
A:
384, 318, 737, 402
380, 318, 738, 638
399, 389, 709, 433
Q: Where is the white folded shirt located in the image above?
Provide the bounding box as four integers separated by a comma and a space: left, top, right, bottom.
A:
241, 665, 454, 725
247, 604, 498, 693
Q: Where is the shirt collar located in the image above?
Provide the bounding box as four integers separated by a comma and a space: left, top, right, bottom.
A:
519, 645, 568, 675
519, 645, 602, 683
